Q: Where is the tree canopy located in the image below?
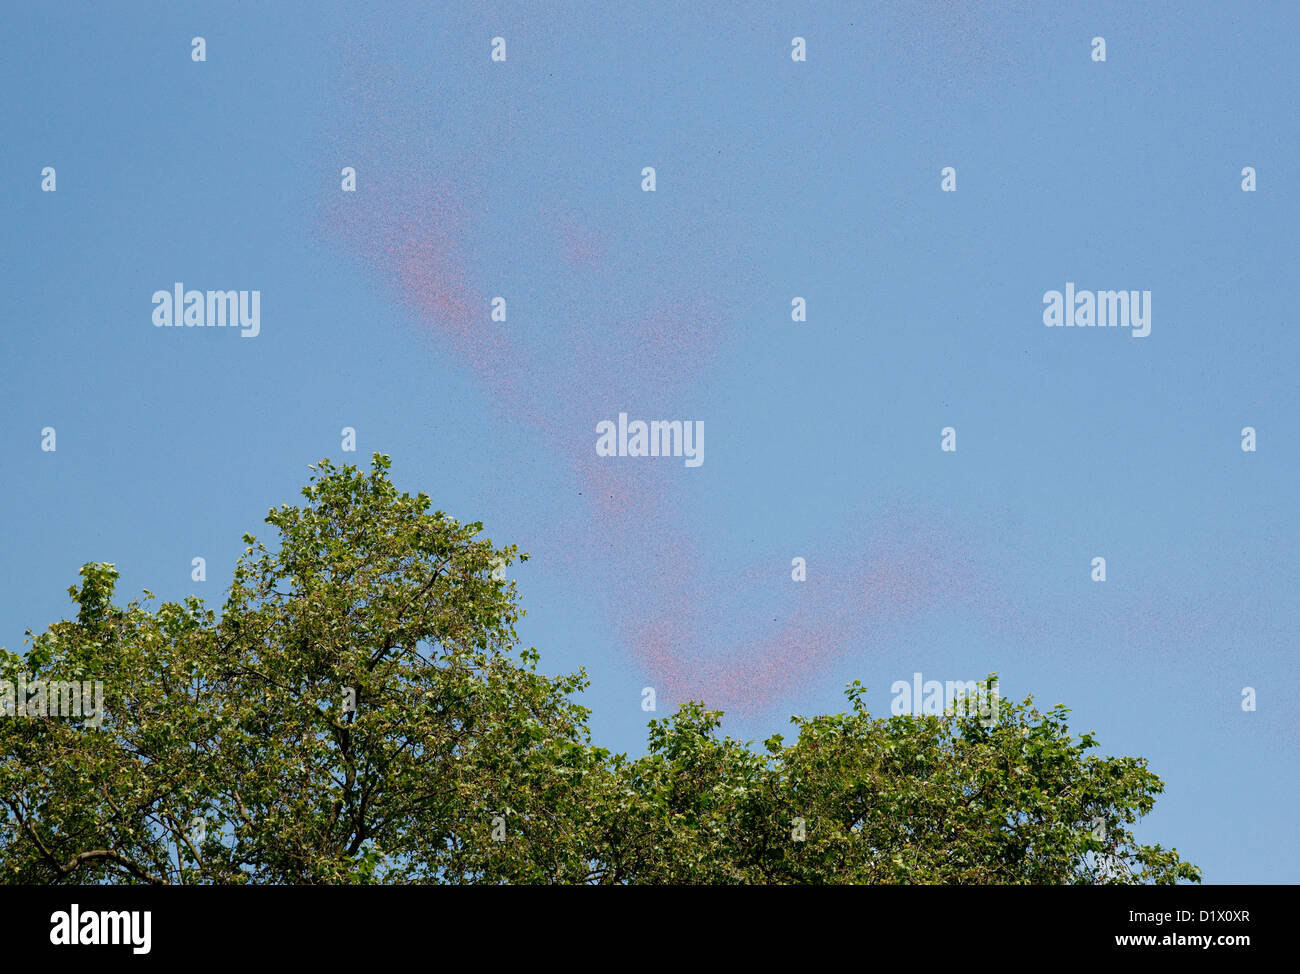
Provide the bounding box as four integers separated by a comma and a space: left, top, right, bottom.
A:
0, 454, 1200, 884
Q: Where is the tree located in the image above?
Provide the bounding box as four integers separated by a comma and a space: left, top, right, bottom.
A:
574, 687, 1198, 885
0, 454, 1200, 885
0, 455, 598, 884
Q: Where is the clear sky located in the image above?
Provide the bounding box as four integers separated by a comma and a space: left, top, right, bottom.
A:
3, 1, 1297, 883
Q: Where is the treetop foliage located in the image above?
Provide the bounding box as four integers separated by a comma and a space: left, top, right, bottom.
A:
0, 454, 1199, 885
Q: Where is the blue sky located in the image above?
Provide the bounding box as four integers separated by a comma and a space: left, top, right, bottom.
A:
3, 1, 1297, 883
